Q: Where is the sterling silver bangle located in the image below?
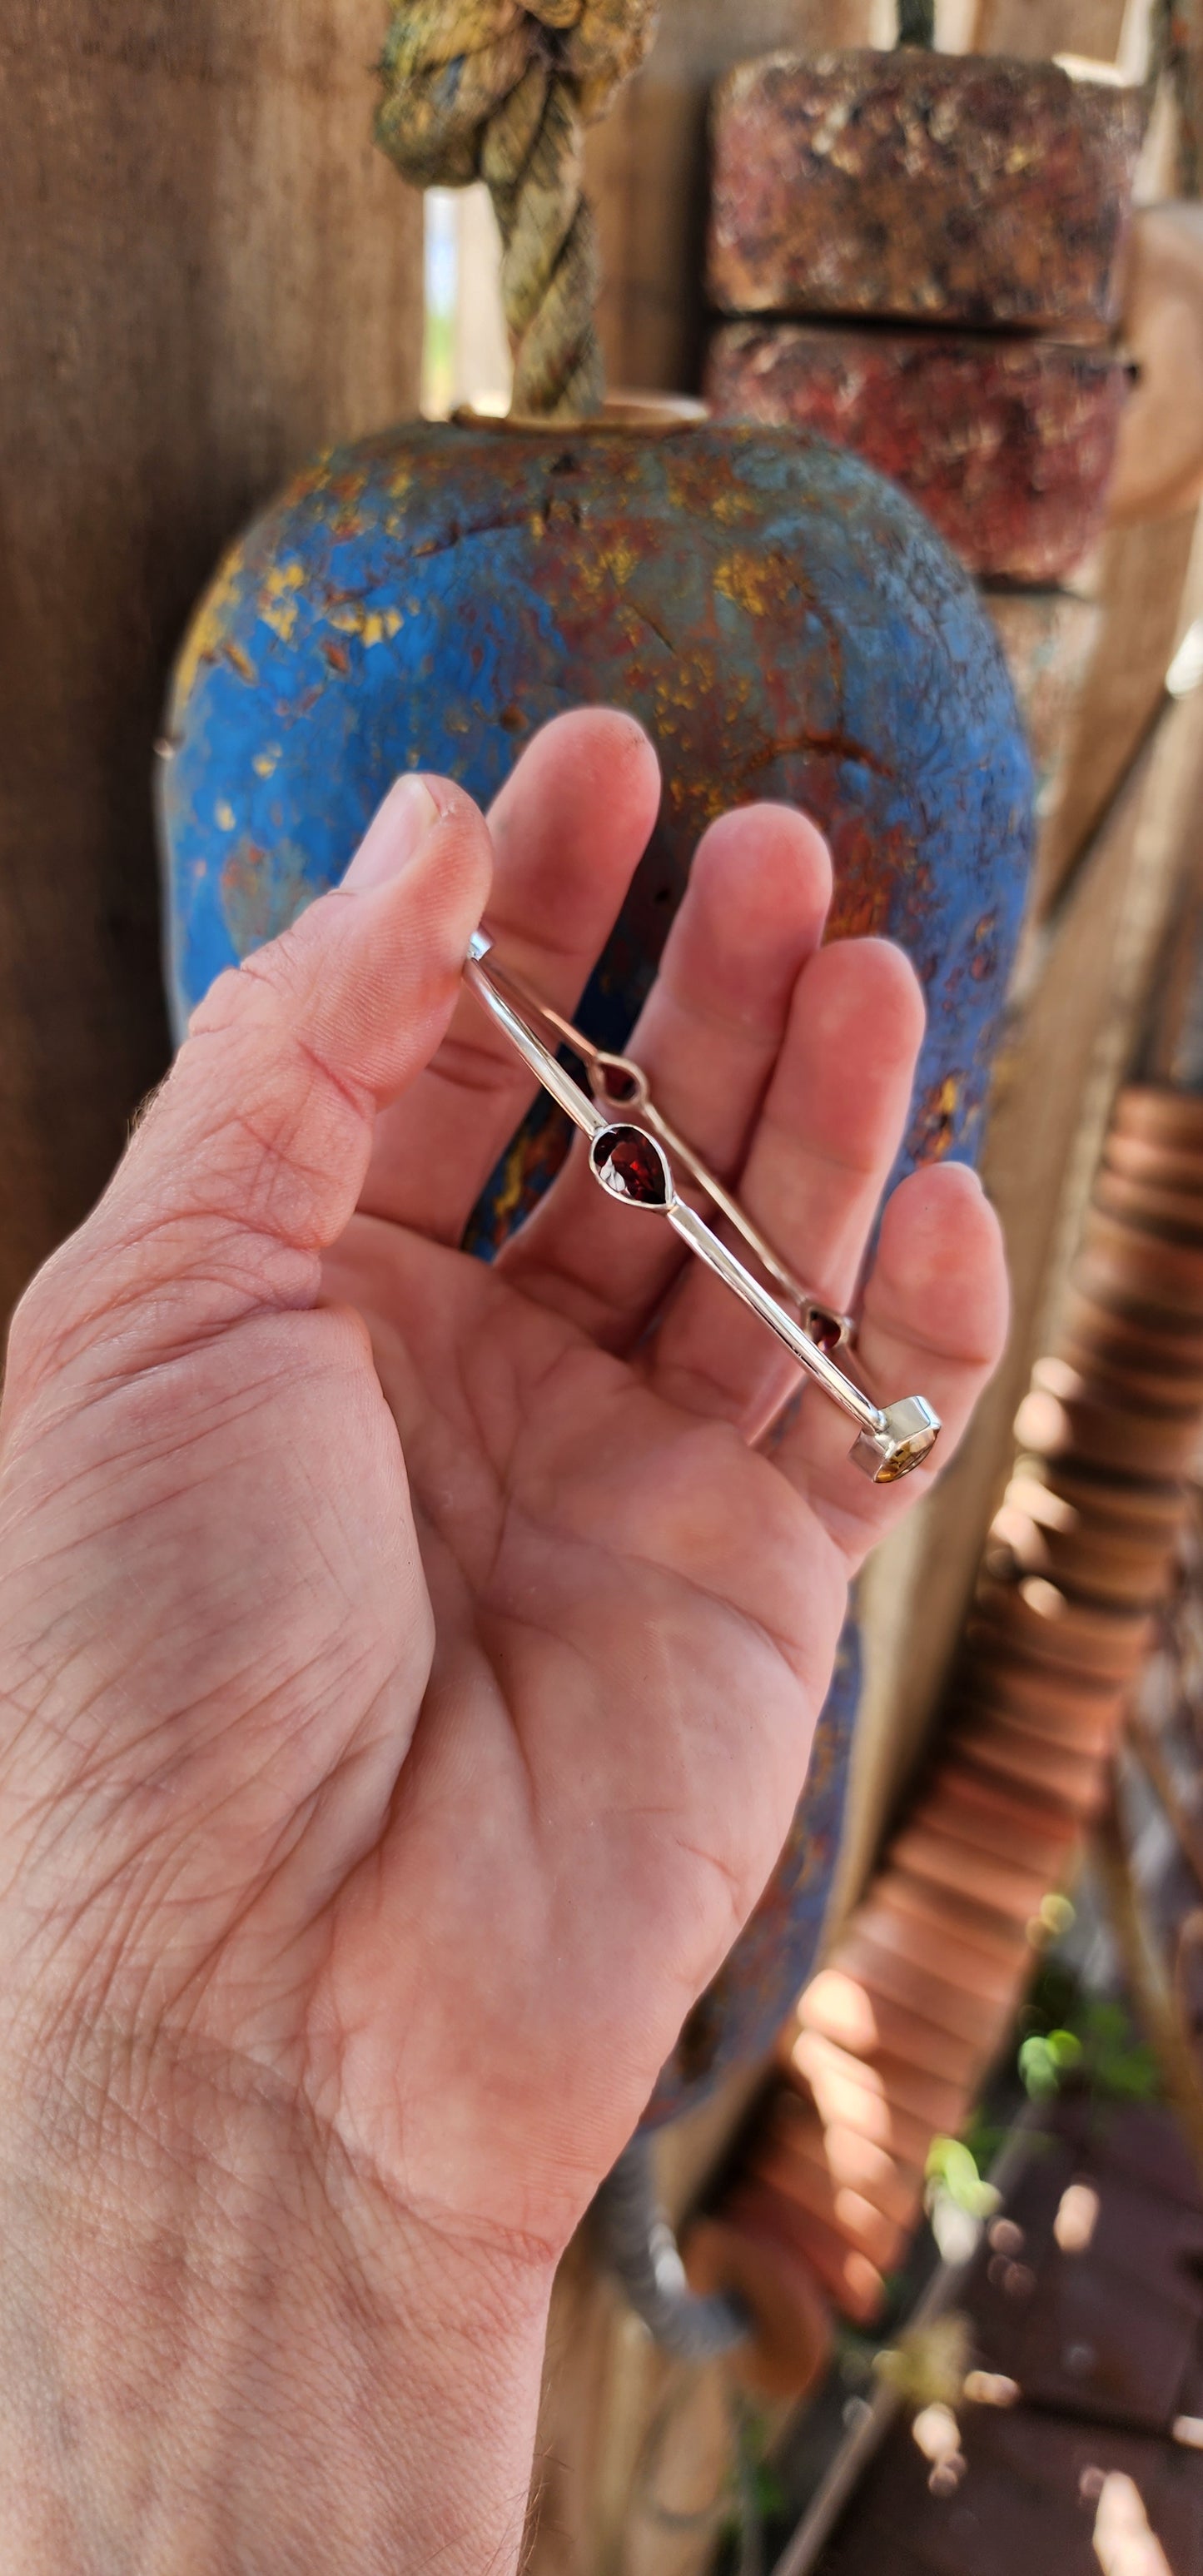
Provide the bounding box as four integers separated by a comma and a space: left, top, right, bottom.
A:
464, 929, 940, 1484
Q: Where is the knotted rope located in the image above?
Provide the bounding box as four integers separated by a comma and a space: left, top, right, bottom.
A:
377, 2, 659, 420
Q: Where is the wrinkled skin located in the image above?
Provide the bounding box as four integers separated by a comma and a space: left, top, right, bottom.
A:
0, 714, 1007, 2572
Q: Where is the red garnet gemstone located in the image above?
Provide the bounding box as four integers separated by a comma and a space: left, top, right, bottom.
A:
598, 1057, 642, 1106
592, 1124, 670, 1208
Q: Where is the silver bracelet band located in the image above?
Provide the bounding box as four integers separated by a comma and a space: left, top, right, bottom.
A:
464, 930, 939, 1484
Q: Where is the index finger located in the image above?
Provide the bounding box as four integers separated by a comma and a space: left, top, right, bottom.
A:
355, 709, 662, 1243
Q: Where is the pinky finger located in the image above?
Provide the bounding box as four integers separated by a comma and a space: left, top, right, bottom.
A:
774, 1161, 1009, 1567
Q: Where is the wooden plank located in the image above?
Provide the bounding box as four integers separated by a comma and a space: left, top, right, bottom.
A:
1109, 206, 1203, 530
1174, 0, 1203, 194
585, 0, 892, 397
529, 2060, 766, 2576
0, 0, 424, 1330
532, 2246, 738, 2576
933, 0, 985, 44
973, 0, 1131, 57
967, 0, 1166, 79
1034, 510, 1201, 914
833, 652, 1203, 1922
984, 589, 1104, 830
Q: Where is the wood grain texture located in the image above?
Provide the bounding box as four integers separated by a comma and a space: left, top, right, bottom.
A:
1170, 0, 1203, 192
0, 0, 423, 1328
1109, 205, 1203, 528
983, 589, 1103, 827
972, 0, 1130, 55
940, 0, 1161, 67
1034, 509, 1201, 911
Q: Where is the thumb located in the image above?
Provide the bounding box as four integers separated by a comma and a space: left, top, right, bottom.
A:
17, 774, 492, 1382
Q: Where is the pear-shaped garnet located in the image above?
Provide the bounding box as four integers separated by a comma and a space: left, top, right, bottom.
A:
589, 1122, 672, 1210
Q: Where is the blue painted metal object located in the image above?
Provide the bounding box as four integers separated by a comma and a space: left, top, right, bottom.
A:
158, 415, 1033, 2124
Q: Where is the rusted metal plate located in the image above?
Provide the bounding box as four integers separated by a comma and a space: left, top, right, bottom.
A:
708, 51, 1143, 333
161, 416, 1033, 2124
705, 324, 1128, 584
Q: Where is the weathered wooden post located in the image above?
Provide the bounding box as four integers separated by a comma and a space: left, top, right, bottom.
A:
0, 0, 425, 1324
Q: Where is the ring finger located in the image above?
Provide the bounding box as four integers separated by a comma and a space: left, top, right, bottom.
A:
497, 803, 833, 1343
645, 937, 926, 1438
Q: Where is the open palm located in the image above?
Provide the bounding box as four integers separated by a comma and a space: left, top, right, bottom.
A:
0, 711, 1006, 2269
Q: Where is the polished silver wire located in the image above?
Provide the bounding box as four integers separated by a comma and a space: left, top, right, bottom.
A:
463, 929, 940, 1482
470, 938, 852, 1353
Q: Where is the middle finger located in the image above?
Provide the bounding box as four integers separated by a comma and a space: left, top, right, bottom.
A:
497, 803, 833, 1344
647, 937, 926, 1439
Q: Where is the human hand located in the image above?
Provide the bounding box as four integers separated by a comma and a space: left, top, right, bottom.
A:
0, 710, 1007, 2570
